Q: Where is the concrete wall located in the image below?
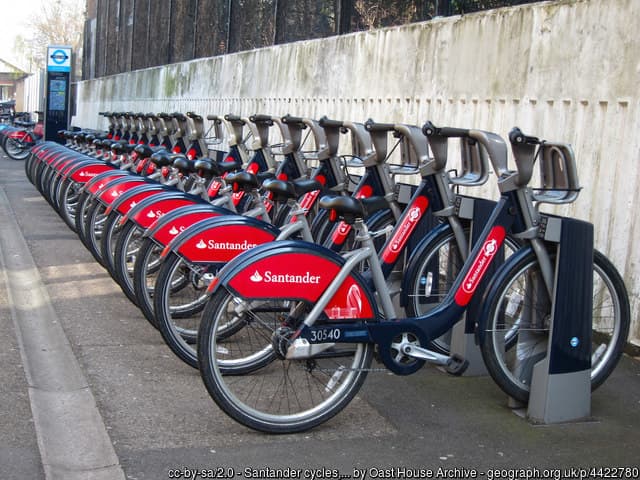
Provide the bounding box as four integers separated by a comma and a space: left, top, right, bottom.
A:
74, 0, 640, 345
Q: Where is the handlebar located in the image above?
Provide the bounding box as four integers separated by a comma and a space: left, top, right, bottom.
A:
224, 114, 244, 123
424, 121, 507, 180
249, 114, 274, 125
509, 127, 540, 146
422, 121, 470, 138
364, 119, 396, 132
318, 116, 343, 129
281, 114, 306, 126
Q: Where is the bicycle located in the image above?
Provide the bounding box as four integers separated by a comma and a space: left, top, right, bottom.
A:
1, 116, 44, 160
196, 123, 629, 433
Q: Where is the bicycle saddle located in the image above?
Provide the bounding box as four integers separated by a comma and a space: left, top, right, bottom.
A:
150, 150, 174, 167
134, 144, 166, 159
193, 158, 220, 178
226, 171, 260, 191
216, 160, 239, 174
262, 178, 322, 202
319, 195, 389, 222
172, 154, 195, 174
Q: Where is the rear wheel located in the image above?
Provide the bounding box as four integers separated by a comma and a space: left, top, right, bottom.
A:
198, 286, 374, 433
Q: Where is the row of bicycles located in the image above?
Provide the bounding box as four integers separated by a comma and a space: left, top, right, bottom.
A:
24, 110, 630, 433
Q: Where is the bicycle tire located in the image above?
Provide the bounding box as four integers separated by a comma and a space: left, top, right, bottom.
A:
24, 150, 36, 182
100, 211, 126, 281
480, 249, 630, 403
83, 199, 109, 266
112, 219, 145, 305
198, 286, 374, 433
154, 252, 218, 368
132, 237, 164, 328
57, 178, 82, 232
4, 136, 31, 160
75, 191, 94, 244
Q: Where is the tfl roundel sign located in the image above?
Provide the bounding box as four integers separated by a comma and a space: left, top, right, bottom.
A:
47, 46, 72, 72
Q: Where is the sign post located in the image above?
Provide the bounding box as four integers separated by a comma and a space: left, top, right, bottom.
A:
45, 45, 72, 143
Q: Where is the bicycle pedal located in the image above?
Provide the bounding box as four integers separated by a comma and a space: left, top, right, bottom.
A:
444, 354, 469, 376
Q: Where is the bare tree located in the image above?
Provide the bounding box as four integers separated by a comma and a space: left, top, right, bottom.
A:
15, 0, 85, 76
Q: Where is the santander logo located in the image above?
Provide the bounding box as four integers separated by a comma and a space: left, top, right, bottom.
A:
390, 206, 422, 252
454, 226, 506, 307
462, 239, 498, 293
194, 239, 258, 251
338, 222, 350, 235
78, 171, 98, 178
250, 271, 263, 282
248, 269, 321, 284
169, 226, 180, 235
381, 196, 428, 263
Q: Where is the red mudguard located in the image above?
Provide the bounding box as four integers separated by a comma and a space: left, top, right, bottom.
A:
217, 241, 377, 320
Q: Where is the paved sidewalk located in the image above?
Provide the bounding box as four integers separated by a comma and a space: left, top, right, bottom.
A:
1, 151, 639, 480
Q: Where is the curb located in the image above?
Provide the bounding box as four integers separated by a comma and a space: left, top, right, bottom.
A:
0, 186, 126, 480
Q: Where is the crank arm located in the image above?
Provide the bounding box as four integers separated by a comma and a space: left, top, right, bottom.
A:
401, 344, 469, 375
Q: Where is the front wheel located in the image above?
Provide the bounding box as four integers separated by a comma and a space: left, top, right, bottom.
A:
480, 249, 630, 403
197, 286, 374, 433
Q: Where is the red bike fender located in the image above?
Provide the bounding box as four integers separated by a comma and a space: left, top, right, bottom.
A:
47, 152, 73, 168
109, 189, 163, 215
219, 242, 376, 320
172, 222, 277, 264
150, 211, 222, 246
86, 172, 131, 194
69, 163, 115, 183
97, 179, 148, 204
31, 142, 49, 155
128, 197, 199, 229
54, 157, 79, 174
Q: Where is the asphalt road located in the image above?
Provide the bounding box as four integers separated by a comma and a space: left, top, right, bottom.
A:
1, 150, 639, 480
